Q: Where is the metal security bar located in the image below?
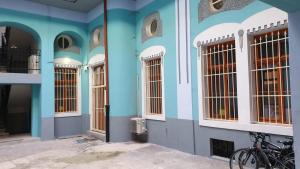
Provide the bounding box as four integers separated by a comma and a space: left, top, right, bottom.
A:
144, 58, 162, 115
0, 48, 40, 73
202, 41, 238, 121
92, 65, 106, 132
250, 29, 291, 125
55, 68, 78, 113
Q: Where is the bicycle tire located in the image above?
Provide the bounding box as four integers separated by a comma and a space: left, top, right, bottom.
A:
283, 158, 295, 169
238, 149, 260, 169
230, 148, 248, 169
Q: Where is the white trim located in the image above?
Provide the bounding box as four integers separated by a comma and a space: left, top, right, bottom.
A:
139, 45, 166, 61
54, 58, 82, 67
140, 46, 166, 121
199, 120, 293, 136
55, 112, 81, 118
176, 0, 193, 120
88, 54, 106, 131
88, 54, 105, 67
54, 58, 82, 117
194, 8, 291, 136
193, 8, 288, 47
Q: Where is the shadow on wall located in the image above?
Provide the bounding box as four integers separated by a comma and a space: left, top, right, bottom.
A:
6, 85, 31, 134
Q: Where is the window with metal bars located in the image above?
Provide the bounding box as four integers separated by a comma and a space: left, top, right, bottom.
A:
250, 28, 291, 125
92, 65, 106, 132
202, 41, 238, 121
144, 58, 163, 116
55, 68, 78, 113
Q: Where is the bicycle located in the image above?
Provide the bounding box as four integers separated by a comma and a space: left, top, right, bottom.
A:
229, 132, 294, 169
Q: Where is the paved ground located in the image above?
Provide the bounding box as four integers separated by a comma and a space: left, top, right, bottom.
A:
0, 135, 229, 169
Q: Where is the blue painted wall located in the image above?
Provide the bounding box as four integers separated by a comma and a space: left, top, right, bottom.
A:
0, 7, 90, 137
136, 0, 178, 119
190, 0, 273, 120
107, 9, 137, 117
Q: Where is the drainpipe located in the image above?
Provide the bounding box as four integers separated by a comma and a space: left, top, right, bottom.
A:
103, 0, 110, 143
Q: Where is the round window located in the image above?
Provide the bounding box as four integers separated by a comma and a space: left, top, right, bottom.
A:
92, 28, 101, 45
57, 35, 71, 49
146, 19, 158, 37
210, 0, 224, 11
150, 19, 158, 35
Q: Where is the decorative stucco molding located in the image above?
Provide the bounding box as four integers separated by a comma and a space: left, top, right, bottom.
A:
54, 58, 82, 68
193, 8, 288, 47
88, 54, 105, 67
139, 45, 166, 61
142, 12, 163, 43
199, 0, 254, 22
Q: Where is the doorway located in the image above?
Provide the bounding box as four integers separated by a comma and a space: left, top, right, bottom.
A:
91, 64, 106, 133
0, 85, 32, 138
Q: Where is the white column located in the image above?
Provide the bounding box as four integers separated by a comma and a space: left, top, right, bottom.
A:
235, 31, 251, 125
176, 0, 193, 120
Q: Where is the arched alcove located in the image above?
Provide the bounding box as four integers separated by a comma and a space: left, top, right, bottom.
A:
0, 22, 42, 138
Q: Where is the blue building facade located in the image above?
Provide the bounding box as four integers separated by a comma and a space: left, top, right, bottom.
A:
1, 0, 300, 168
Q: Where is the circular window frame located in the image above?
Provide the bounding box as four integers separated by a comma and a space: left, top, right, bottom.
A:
57, 35, 72, 50
92, 28, 101, 46
146, 18, 159, 37
209, 0, 225, 11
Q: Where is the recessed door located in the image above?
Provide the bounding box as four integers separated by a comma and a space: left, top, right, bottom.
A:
92, 64, 106, 133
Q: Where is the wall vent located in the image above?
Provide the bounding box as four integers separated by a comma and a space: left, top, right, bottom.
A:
210, 138, 234, 158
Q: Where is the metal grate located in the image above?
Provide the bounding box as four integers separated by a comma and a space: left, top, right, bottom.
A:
144, 58, 162, 115
55, 68, 78, 113
250, 29, 291, 125
92, 65, 106, 132
202, 41, 238, 121
211, 138, 234, 158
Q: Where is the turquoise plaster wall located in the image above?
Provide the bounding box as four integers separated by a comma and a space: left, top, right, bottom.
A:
0, 7, 90, 137
189, 0, 273, 120
106, 9, 137, 117
136, 0, 178, 119
88, 15, 105, 60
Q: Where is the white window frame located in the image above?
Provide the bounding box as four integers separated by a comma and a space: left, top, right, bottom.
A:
88, 54, 105, 131
140, 46, 166, 121
54, 58, 82, 118
193, 8, 292, 136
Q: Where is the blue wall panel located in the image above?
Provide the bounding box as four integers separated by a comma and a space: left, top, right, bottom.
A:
190, 0, 272, 120
136, 0, 178, 119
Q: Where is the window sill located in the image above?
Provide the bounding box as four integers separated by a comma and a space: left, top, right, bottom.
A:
55, 112, 81, 118
199, 119, 293, 136
144, 114, 166, 121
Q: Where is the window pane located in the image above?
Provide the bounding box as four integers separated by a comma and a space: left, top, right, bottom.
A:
250, 29, 291, 125
144, 58, 162, 115
55, 68, 78, 113
203, 41, 238, 121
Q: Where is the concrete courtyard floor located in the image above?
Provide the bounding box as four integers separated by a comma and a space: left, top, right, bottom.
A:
0, 135, 229, 169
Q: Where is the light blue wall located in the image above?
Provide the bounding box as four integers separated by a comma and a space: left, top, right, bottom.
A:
88, 14, 105, 61
107, 9, 137, 117
136, 0, 178, 119
190, 0, 273, 120
0, 7, 90, 137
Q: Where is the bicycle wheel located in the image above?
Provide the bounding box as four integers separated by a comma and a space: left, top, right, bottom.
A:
230, 148, 248, 169
238, 149, 260, 169
283, 158, 295, 169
